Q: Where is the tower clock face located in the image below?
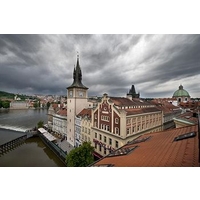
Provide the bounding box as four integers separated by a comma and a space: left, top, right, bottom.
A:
79, 91, 83, 97
69, 90, 73, 97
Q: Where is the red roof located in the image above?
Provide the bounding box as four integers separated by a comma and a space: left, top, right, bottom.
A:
78, 108, 92, 118
57, 108, 67, 116
92, 125, 199, 167
124, 107, 161, 115
174, 111, 199, 124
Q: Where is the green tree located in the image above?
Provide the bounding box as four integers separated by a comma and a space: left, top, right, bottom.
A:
33, 101, 38, 109
66, 142, 94, 167
37, 120, 44, 128
2, 101, 10, 108
47, 102, 51, 109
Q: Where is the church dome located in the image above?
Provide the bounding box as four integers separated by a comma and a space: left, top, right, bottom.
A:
173, 85, 190, 97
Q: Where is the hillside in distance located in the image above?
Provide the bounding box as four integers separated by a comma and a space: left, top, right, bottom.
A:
0, 90, 30, 100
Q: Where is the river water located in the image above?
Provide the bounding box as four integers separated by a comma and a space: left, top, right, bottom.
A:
0, 109, 65, 167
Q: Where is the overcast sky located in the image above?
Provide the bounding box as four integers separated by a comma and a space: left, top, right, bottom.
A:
0, 34, 200, 98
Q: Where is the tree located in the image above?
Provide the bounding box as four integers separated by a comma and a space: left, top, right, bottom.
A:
66, 142, 94, 167
37, 120, 44, 128
33, 101, 38, 109
2, 100, 10, 108
47, 102, 51, 109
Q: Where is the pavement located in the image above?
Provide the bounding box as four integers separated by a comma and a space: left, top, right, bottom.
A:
56, 139, 74, 154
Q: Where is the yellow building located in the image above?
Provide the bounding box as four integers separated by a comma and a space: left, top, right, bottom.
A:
80, 93, 163, 158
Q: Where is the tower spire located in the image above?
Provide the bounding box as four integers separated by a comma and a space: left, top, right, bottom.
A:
67, 53, 88, 89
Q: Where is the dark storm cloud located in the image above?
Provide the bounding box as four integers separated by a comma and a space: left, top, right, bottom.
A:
0, 34, 199, 97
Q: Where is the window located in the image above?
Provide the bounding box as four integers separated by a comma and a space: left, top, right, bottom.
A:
99, 145, 102, 152
95, 132, 97, 138
82, 127, 84, 132
132, 126, 135, 133
95, 114, 97, 119
95, 143, 97, 149
115, 141, 119, 148
127, 128, 130, 135
85, 128, 87, 133
109, 138, 112, 145
85, 135, 87, 141
104, 148, 107, 154
99, 134, 102, 140
127, 119, 131, 124
101, 115, 109, 121
88, 129, 90, 134
115, 127, 119, 134
104, 136, 107, 143
115, 118, 119, 124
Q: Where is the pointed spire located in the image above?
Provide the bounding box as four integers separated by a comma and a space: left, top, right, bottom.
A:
67, 53, 88, 89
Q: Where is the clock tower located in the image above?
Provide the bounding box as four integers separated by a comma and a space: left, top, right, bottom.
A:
67, 54, 88, 146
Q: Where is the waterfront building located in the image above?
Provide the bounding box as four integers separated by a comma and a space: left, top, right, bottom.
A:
52, 108, 67, 137
66, 55, 89, 146
10, 100, 29, 109
91, 124, 199, 167
47, 103, 59, 130
172, 84, 191, 104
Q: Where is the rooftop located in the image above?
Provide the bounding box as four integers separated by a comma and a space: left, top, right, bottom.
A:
91, 124, 199, 167
77, 108, 92, 118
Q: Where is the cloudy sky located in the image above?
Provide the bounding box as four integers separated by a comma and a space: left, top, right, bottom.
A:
0, 34, 200, 98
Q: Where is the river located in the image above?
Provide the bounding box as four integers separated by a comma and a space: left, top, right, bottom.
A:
0, 108, 65, 167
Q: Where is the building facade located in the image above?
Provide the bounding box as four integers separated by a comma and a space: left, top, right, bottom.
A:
52, 109, 67, 137
75, 116, 82, 147
90, 93, 163, 157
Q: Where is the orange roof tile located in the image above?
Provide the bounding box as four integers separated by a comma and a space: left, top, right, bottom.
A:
124, 107, 161, 115
78, 108, 92, 118
92, 125, 199, 167
57, 108, 67, 116
174, 112, 199, 124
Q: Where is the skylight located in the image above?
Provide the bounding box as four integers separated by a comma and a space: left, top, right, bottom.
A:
174, 132, 196, 142
107, 146, 138, 157
127, 136, 152, 145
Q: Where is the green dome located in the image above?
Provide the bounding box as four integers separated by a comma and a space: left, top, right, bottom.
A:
173, 85, 190, 97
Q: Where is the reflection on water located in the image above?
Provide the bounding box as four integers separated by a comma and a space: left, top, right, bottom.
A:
0, 109, 65, 167
0, 136, 65, 167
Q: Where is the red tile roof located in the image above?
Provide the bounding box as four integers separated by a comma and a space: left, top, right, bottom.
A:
57, 108, 67, 116
92, 125, 199, 167
78, 108, 92, 118
110, 97, 153, 107
124, 107, 161, 115
174, 111, 199, 124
